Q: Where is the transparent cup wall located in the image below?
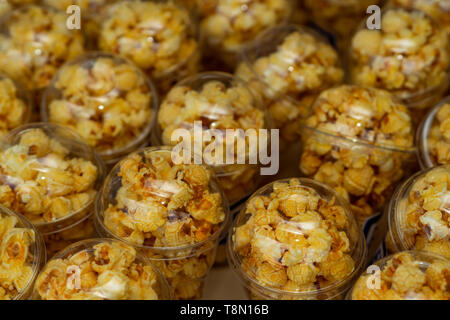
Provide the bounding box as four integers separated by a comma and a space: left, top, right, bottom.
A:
41, 52, 158, 166
0, 205, 45, 300
32, 238, 172, 300
228, 178, 367, 300
95, 147, 230, 299
0, 123, 106, 258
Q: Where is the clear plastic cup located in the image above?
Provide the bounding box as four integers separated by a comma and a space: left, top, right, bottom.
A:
349, 7, 449, 123
0, 204, 45, 300
349, 250, 450, 300
155, 71, 272, 206
98, 0, 201, 96
95, 146, 230, 299
417, 96, 450, 168
0, 123, 106, 257
298, 85, 417, 225
32, 238, 172, 300
386, 165, 450, 259
42, 52, 158, 166
228, 178, 366, 300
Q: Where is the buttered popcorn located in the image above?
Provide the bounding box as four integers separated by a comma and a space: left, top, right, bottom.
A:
229, 178, 365, 300
351, 251, 450, 300
0, 76, 30, 138
0, 5, 85, 92
350, 8, 449, 111
235, 25, 343, 145
43, 53, 155, 164
299, 85, 415, 223
34, 239, 171, 300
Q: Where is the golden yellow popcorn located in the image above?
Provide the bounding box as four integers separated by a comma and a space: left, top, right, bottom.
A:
42, 53, 156, 165
95, 147, 229, 299
235, 24, 343, 146
33, 239, 172, 300
228, 178, 366, 300
0, 206, 45, 300
298, 85, 416, 224
99, 0, 200, 95
386, 165, 450, 259
351, 251, 450, 300
0, 5, 85, 92
350, 8, 449, 116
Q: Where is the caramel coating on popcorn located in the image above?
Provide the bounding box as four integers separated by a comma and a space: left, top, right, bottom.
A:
426, 103, 450, 166
350, 8, 449, 109
352, 252, 450, 300
299, 85, 415, 222
35, 241, 163, 300
0, 5, 85, 91
0, 214, 36, 300
45, 56, 154, 156
0, 128, 98, 224
233, 179, 357, 299
0, 77, 29, 138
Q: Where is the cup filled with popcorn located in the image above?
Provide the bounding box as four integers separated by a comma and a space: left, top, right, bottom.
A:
349, 251, 450, 300
386, 165, 450, 259
349, 7, 449, 123
98, 0, 200, 96
198, 0, 293, 68
298, 85, 416, 226
0, 205, 45, 300
0, 123, 106, 258
228, 178, 366, 300
42, 52, 158, 166
95, 147, 230, 299
417, 96, 450, 168
32, 238, 172, 300
156, 72, 272, 205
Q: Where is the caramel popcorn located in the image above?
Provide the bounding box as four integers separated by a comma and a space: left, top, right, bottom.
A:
235, 25, 343, 146
350, 8, 449, 112
229, 178, 366, 300
157, 73, 270, 204
0, 76, 30, 138
387, 165, 450, 259
351, 251, 450, 300
34, 239, 171, 300
99, 0, 199, 95
96, 147, 229, 299
298, 85, 415, 223
0, 5, 85, 92
42, 53, 155, 164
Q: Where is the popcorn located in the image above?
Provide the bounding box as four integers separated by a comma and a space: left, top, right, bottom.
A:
228, 178, 366, 300
96, 147, 229, 299
99, 0, 200, 95
386, 165, 450, 259
299, 85, 416, 223
0, 5, 85, 92
350, 8, 449, 114
42, 53, 156, 164
33, 239, 171, 300
0, 76, 30, 138
351, 251, 450, 300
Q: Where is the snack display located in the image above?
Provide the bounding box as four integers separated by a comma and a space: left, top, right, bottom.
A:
350, 8, 449, 115
95, 147, 230, 299
386, 165, 450, 259
0, 205, 45, 300
0, 5, 85, 93
156, 72, 270, 205
198, 0, 292, 67
98, 0, 200, 95
228, 178, 366, 300
350, 251, 450, 300
0, 123, 105, 255
33, 239, 172, 300
42, 52, 156, 165
418, 97, 450, 168
298, 85, 416, 224
235, 24, 343, 147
